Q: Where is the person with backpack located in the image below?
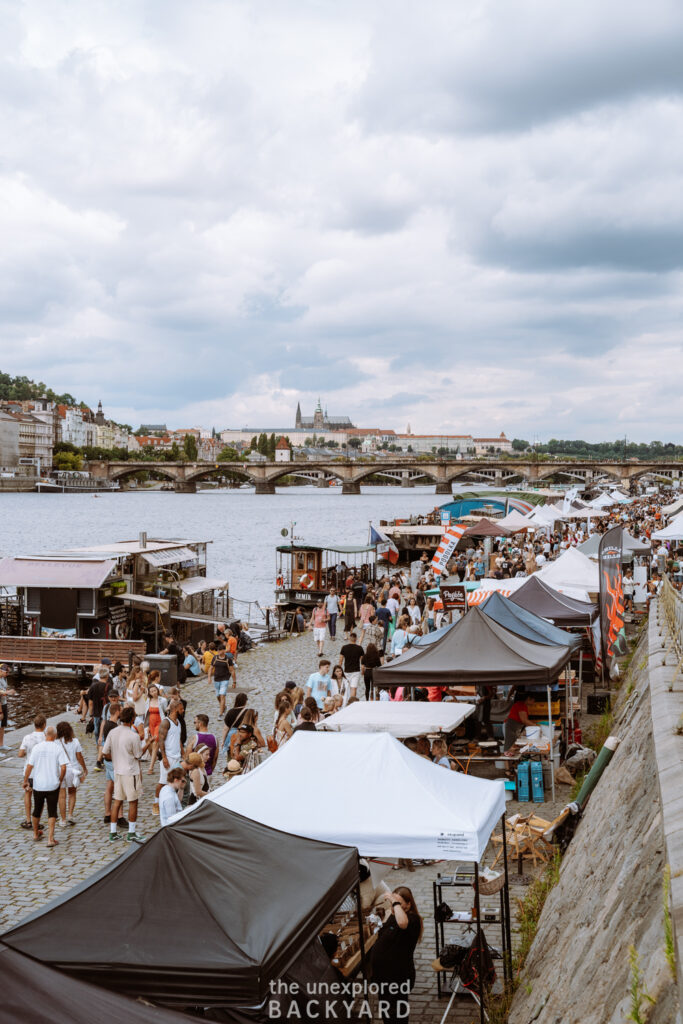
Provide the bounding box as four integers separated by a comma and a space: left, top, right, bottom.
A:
211, 647, 237, 717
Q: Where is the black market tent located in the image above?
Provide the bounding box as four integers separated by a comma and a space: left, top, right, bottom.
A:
462, 517, 512, 538
480, 591, 582, 650
372, 606, 572, 687
508, 575, 598, 628
0, 943, 199, 1024
1, 801, 358, 1009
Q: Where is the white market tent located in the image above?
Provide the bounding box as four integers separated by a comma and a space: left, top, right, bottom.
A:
652, 514, 683, 541
172, 732, 506, 861
538, 546, 600, 591
663, 497, 683, 518
496, 509, 534, 532
525, 506, 557, 526
588, 492, 616, 509
317, 701, 477, 737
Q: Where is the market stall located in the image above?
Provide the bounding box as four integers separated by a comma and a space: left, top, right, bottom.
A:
537, 546, 600, 592
172, 732, 510, 1023
509, 575, 598, 628
1, 801, 359, 1009
317, 699, 477, 736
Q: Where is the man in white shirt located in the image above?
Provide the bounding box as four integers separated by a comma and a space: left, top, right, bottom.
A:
18, 713, 47, 830
159, 767, 187, 826
324, 587, 341, 641
22, 726, 68, 846
102, 705, 145, 845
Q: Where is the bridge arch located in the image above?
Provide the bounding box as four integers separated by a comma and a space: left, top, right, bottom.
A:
350, 463, 441, 487
109, 464, 179, 484
184, 464, 254, 486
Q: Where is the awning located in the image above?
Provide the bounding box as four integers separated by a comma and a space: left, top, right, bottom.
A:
140, 547, 197, 567
317, 701, 476, 737
0, 558, 116, 589
178, 576, 229, 597
115, 594, 169, 614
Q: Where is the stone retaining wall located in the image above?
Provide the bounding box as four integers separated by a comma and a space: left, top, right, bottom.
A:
508, 626, 680, 1024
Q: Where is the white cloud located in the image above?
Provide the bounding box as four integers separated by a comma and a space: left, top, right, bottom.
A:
1, 0, 683, 440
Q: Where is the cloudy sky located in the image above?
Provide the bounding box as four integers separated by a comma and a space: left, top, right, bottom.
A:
2, 0, 683, 441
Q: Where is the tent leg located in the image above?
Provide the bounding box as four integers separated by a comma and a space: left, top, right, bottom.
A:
547, 685, 555, 803
474, 863, 485, 1024
501, 815, 512, 985
354, 878, 367, 981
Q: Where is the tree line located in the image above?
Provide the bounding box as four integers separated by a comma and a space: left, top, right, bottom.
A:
511, 438, 683, 460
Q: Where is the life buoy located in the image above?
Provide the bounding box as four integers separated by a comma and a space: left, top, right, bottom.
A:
276, 576, 284, 588
299, 574, 314, 590
115, 622, 129, 640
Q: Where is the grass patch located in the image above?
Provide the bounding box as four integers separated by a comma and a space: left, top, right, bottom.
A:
663, 865, 676, 980
485, 851, 562, 1023
584, 707, 614, 753
626, 945, 656, 1023
569, 770, 586, 802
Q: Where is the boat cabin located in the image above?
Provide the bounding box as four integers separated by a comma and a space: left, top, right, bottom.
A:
275, 543, 377, 610
0, 536, 230, 653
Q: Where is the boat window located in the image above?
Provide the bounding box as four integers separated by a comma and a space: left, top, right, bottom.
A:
296, 553, 305, 571
26, 588, 41, 614
307, 555, 316, 571
77, 589, 95, 613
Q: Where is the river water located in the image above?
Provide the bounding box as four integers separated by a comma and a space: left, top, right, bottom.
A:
1, 484, 446, 724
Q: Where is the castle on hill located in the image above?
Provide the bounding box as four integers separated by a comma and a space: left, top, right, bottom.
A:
295, 398, 355, 432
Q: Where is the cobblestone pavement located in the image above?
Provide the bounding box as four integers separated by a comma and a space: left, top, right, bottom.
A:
0, 630, 565, 1023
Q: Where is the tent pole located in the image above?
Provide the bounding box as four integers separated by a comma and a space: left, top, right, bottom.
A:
473, 862, 485, 1024
547, 684, 555, 802
354, 877, 367, 981
501, 814, 512, 985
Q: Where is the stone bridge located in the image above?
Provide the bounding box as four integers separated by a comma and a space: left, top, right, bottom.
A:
87, 458, 683, 494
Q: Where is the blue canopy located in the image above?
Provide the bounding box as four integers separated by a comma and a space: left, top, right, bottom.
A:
480, 592, 582, 649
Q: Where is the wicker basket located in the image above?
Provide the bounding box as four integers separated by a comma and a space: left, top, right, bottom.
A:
477, 872, 505, 895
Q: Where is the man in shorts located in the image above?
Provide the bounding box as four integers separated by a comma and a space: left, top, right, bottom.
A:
101, 700, 128, 830
17, 713, 46, 829
210, 648, 236, 717
308, 600, 329, 656
102, 705, 144, 844
154, 698, 184, 816
22, 726, 68, 847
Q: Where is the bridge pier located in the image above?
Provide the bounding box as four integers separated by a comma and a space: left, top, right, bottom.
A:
342, 482, 361, 495
255, 481, 276, 495
174, 481, 197, 493
435, 482, 452, 495
316, 476, 328, 488
401, 472, 414, 488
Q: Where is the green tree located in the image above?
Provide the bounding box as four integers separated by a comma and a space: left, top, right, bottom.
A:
53, 451, 83, 470
183, 434, 198, 461
512, 438, 530, 451
170, 441, 181, 461
217, 446, 239, 462
347, 437, 362, 450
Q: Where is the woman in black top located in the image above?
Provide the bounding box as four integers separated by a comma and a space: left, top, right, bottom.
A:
360, 643, 382, 701
371, 886, 422, 1022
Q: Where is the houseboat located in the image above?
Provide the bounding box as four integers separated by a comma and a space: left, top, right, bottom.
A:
275, 542, 377, 611
35, 470, 120, 493
0, 534, 231, 671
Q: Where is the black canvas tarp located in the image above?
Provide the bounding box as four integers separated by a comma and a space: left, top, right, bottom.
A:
1, 801, 359, 1008
372, 606, 572, 686
508, 575, 598, 627
481, 591, 582, 649
0, 943, 198, 1024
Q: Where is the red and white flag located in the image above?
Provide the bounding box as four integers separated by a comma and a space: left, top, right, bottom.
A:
370, 525, 399, 564
431, 525, 465, 577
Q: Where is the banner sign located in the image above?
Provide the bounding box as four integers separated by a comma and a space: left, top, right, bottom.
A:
440, 582, 468, 610
598, 525, 627, 669
431, 525, 465, 577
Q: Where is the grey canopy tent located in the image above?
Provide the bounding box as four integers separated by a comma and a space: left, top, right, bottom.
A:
508, 575, 598, 628
578, 530, 650, 561
1, 801, 359, 1009
372, 606, 572, 687
480, 591, 582, 649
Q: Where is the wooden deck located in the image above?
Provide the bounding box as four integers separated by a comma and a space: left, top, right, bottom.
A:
0, 636, 146, 666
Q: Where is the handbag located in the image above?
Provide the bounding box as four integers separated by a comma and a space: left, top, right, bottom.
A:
266, 735, 278, 753
85, 720, 95, 734
435, 900, 454, 923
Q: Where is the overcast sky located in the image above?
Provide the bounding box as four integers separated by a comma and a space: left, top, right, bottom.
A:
2, 0, 683, 441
